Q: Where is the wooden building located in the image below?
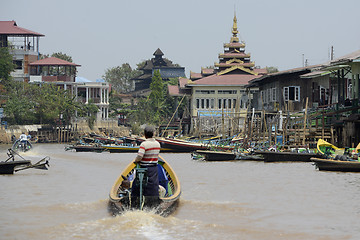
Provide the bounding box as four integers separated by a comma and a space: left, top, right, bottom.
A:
132, 48, 185, 92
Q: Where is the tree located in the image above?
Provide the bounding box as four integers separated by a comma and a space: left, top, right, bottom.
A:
103, 63, 140, 93
266, 66, 279, 73
149, 69, 164, 123
51, 52, 73, 62
0, 47, 15, 87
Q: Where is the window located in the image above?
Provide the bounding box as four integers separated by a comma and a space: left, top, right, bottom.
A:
228, 99, 232, 109
283, 86, 300, 101
210, 99, 215, 109
196, 99, 200, 109
218, 99, 222, 109
218, 90, 237, 94
206, 99, 210, 108
195, 90, 215, 94
223, 99, 227, 108
201, 99, 205, 108
271, 88, 276, 102
233, 99, 237, 109
13, 60, 22, 70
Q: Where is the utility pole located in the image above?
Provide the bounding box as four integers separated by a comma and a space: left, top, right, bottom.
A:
330, 46, 334, 60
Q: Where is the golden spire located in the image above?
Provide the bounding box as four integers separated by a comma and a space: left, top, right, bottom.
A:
230, 11, 239, 43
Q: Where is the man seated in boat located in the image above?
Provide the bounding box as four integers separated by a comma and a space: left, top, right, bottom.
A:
19, 132, 32, 149
132, 125, 161, 202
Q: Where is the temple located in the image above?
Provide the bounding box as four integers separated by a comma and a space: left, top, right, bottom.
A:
133, 48, 185, 93
169, 13, 267, 136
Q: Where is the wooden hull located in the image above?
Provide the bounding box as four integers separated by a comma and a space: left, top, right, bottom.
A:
196, 150, 236, 161
311, 157, 360, 172
255, 151, 319, 162
0, 160, 31, 174
108, 156, 181, 216
73, 145, 105, 152
103, 145, 140, 153
157, 138, 234, 153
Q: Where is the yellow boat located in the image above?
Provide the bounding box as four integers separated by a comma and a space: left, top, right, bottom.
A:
108, 155, 181, 216
317, 139, 345, 156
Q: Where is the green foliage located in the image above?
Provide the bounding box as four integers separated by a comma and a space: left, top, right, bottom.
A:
108, 94, 134, 117
77, 100, 99, 129
51, 52, 73, 62
148, 70, 165, 124
103, 63, 140, 93
167, 77, 179, 86
0, 47, 15, 87
3, 82, 90, 126
266, 66, 279, 73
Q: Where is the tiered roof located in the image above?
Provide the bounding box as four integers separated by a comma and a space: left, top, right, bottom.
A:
188, 13, 266, 86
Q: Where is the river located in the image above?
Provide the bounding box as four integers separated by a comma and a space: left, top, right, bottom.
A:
1, 143, 359, 240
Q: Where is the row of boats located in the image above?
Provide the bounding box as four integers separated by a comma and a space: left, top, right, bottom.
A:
66, 134, 235, 153
193, 139, 360, 172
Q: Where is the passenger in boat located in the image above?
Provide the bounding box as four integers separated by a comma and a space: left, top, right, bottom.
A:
19, 132, 27, 141
19, 132, 29, 149
132, 125, 161, 197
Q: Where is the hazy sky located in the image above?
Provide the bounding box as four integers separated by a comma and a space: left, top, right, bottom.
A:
2, 0, 360, 81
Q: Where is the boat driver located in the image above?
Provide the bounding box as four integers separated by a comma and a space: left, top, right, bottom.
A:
132, 125, 161, 198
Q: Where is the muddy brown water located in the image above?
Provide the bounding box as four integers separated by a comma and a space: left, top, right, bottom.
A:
1, 144, 359, 239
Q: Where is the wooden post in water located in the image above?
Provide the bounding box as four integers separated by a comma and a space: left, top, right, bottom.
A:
302, 97, 308, 146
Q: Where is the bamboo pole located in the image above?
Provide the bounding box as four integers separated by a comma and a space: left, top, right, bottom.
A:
302, 97, 308, 145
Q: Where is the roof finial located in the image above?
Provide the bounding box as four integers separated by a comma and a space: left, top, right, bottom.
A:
231, 10, 239, 43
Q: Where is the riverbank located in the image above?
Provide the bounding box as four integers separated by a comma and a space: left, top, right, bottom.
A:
0, 119, 129, 144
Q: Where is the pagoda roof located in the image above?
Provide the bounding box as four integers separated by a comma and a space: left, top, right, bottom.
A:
0, 21, 44, 36
29, 57, 80, 66
215, 62, 255, 68
188, 73, 260, 86
224, 42, 245, 48
153, 48, 164, 56
219, 52, 250, 58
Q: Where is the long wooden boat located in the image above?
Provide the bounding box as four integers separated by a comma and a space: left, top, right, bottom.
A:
103, 145, 141, 153
311, 157, 360, 172
108, 156, 181, 216
156, 137, 234, 153
254, 150, 319, 162
72, 144, 105, 152
0, 160, 31, 174
12, 139, 32, 152
195, 150, 236, 161
1, 149, 49, 174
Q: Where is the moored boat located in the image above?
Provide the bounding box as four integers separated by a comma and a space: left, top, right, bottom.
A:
1, 149, 49, 174
108, 156, 181, 216
156, 137, 234, 153
195, 150, 236, 161
311, 157, 360, 172
254, 150, 319, 162
103, 145, 141, 153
